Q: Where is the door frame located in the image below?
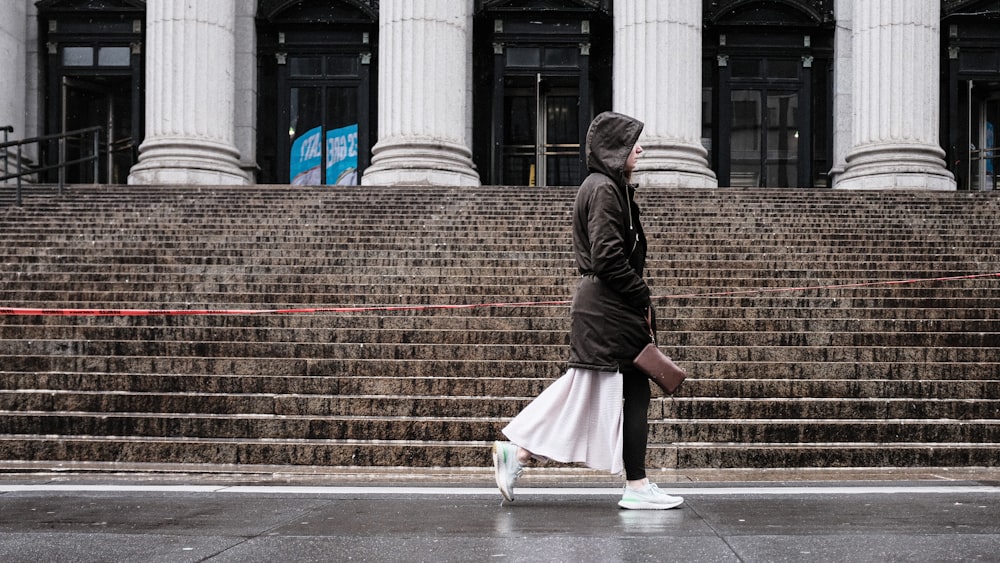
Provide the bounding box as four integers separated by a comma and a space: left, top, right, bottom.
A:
721, 82, 810, 187
38, 3, 145, 184
498, 72, 582, 186
474, 5, 612, 186
716, 56, 812, 188
255, 1, 377, 185
703, 2, 834, 188
964, 83, 999, 191
490, 48, 590, 186
61, 77, 112, 183
276, 54, 371, 185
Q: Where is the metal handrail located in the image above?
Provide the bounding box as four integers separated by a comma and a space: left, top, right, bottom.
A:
1, 125, 12, 182
0, 125, 102, 206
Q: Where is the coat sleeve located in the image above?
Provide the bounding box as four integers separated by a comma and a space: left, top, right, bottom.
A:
587, 183, 651, 310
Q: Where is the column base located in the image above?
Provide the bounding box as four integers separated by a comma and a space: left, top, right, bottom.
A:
835, 143, 955, 191
362, 139, 479, 186
835, 171, 957, 191
128, 137, 249, 186
631, 142, 718, 188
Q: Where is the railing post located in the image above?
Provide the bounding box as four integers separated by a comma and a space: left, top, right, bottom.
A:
92, 129, 99, 184
2, 126, 9, 183
58, 135, 65, 195
16, 144, 22, 206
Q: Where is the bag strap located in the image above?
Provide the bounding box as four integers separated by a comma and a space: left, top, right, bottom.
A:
644, 308, 655, 344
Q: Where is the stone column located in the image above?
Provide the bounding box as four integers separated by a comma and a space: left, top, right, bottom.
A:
128, 0, 249, 185
614, 0, 716, 188
233, 0, 257, 181
361, 0, 479, 186
829, 0, 853, 181
0, 0, 27, 183
835, 0, 954, 190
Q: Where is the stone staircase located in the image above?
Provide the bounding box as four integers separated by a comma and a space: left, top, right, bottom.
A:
1, 185, 998, 470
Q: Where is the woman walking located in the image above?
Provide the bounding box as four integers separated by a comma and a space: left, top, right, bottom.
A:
492, 111, 683, 510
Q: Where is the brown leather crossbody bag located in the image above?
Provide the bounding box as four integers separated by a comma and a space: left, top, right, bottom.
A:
634, 309, 687, 394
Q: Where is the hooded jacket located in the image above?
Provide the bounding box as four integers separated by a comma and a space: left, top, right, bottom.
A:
567, 111, 651, 373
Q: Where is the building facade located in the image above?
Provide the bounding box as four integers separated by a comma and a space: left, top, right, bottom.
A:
1, 0, 998, 190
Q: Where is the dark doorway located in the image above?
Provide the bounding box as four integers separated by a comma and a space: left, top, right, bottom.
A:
726, 74, 805, 188
956, 82, 1000, 191
501, 73, 581, 186
38, 0, 145, 184
62, 77, 134, 184
257, 1, 376, 186
474, 1, 613, 186
283, 57, 365, 185
704, 1, 834, 188
943, 4, 1000, 191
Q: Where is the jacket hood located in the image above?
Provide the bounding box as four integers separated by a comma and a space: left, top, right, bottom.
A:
585, 111, 644, 187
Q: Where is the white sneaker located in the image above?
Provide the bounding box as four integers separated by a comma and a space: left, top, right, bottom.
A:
618, 483, 684, 510
492, 440, 523, 501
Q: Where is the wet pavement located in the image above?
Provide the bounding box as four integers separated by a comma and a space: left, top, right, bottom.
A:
1, 467, 999, 562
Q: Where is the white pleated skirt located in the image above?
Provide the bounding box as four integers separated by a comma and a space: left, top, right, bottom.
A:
501, 367, 624, 474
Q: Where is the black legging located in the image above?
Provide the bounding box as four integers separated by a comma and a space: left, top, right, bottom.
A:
621, 368, 651, 481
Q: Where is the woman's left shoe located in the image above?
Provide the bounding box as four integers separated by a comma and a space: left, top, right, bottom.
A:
492, 441, 523, 501
618, 483, 684, 510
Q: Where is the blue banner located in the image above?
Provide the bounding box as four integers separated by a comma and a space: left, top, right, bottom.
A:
325, 124, 359, 186
289, 126, 322, 185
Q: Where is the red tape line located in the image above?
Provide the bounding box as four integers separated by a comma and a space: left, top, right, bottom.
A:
1, 273, 998, 317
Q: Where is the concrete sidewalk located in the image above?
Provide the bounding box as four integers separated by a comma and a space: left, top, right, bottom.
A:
0, 466, 999, 562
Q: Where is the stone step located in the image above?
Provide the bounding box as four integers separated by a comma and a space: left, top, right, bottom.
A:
3, 324, 997, 348
2, 219, 992, 230
2, 412, 998, 444
0, 340, 559, 361
4, 306, 996, 333
3, 270, 997, 289
3, 265, 998, 285
0, 355, 559, 377
3, 230, 996, 245
0, 435, 653, 467
661, 398, 1000, 419
2, 373, 997, 399
0, 311, 569, 330
8, 207, 989, 221
0, 372, 554, 396
4, 261, 995, 283
0, 433, 995, 468
2, 356, 997, 380
2, 338, 998, 363
3, 313, 999, 333
0, 325, 572, 345
4, 293, 999, 313
3, 284, 995, 306
654, 419, 1000, 444
2, 391, 995, 419
2, 213, 994, 226
3, 220, 994, 234
2, 233, 996, 248
6, 197, 997, 216
672, 442, 1000, 468
665, 304, 998, 321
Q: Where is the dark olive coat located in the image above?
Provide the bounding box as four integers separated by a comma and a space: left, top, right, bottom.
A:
567, 111, 651, 373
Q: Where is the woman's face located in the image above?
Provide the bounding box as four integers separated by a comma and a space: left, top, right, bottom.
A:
625, 142, 643, 177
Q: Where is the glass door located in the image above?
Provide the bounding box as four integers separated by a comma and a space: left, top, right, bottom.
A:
729, 87, 800, 187
501, 73, 580, 186
282, 54, 365, 186
39, 4, 144, 185
61, 77, 134, 184
968, 84, 998, 191
542, 79, 581, 186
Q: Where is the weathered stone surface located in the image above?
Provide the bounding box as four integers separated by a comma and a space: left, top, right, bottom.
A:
1, 185, 999, 469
